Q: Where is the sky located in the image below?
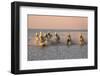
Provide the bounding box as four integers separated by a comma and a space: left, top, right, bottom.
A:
28, 15, 88, 30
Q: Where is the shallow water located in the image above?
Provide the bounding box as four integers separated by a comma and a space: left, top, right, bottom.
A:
28, 29, 88, 61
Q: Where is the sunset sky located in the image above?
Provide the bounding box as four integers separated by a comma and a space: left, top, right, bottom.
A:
28, 15, 88, 30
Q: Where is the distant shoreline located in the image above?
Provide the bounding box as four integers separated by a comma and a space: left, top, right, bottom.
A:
28, 29, 87, 32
